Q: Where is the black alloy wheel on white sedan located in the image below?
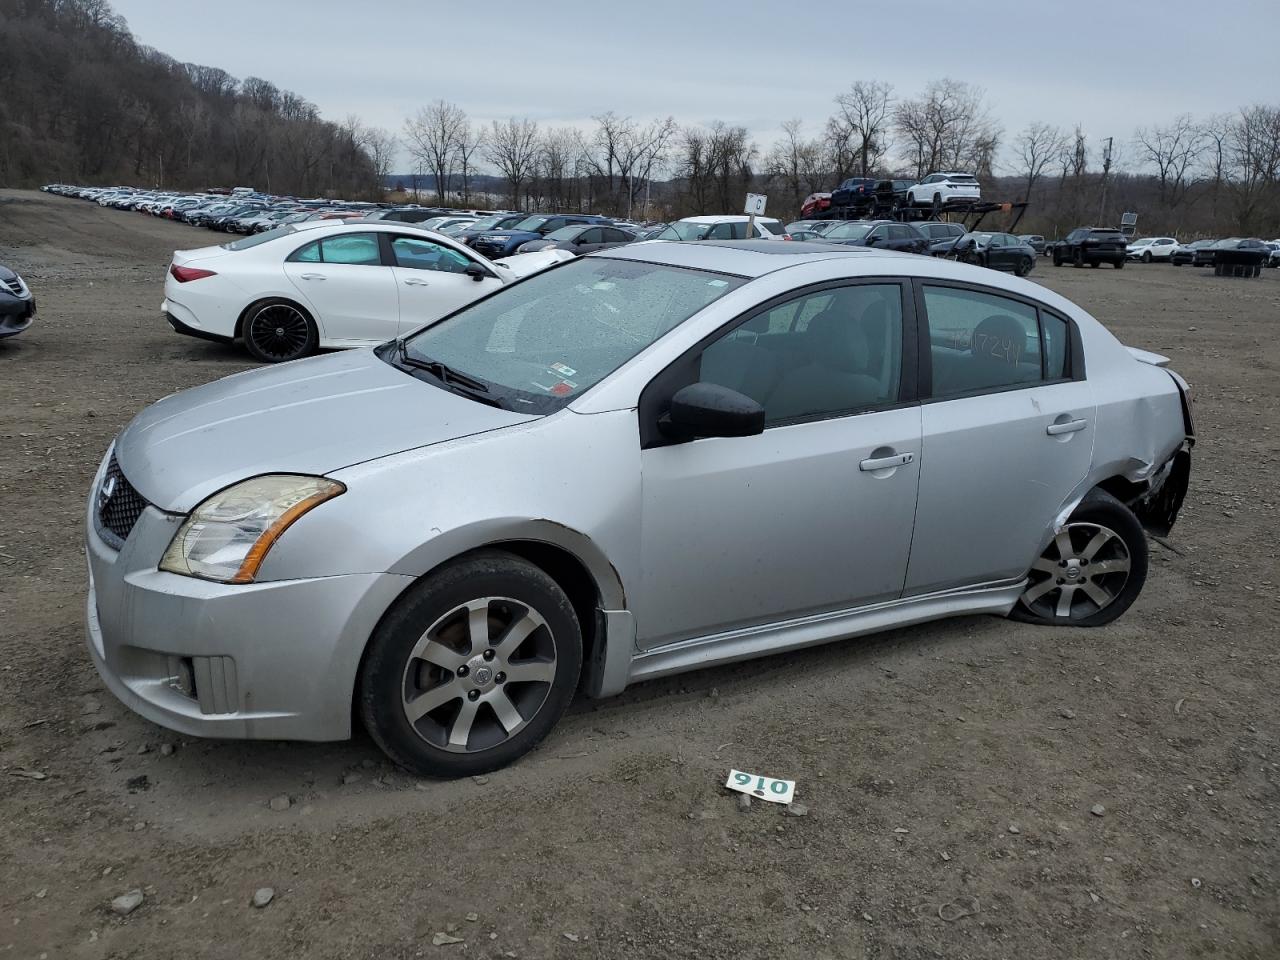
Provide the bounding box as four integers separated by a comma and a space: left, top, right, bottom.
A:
243, 299, 318, 363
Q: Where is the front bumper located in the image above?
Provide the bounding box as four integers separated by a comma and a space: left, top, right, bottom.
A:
0, 296, 35, 338
85, 456, 413, 741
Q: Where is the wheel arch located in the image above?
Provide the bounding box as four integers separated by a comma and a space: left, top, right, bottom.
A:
352, 520, 633, 729
234, 294, 319, 342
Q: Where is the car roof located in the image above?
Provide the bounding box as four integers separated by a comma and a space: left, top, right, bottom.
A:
677, 215, 783, 224
596, 239, 894, 278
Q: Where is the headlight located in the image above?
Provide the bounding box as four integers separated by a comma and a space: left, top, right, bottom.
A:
160, 475, 344, 583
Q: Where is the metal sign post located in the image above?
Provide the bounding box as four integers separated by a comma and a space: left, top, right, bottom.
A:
744, 193, 767, 239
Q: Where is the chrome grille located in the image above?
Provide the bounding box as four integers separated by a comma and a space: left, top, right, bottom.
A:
97, 453, 149, 548
1, 276, 25, 297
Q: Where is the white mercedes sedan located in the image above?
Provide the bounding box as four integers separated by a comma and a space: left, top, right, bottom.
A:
162, 220, 570, 362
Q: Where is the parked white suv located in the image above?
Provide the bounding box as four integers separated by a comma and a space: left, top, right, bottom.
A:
1126, 237, 1178, 262
906, 173, 981, 208
654, 216, 787, 241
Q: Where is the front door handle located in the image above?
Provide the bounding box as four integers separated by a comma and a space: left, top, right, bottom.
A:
859, 451, 914, 472
403, 277, 430, 287
299, 273, 326, 281
1046, 418, 1088, 436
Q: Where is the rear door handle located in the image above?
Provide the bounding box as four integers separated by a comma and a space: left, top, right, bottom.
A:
1046, 418, 1088, 436
403, 277, 430, 286
859, 452, 914, 472
299, 273, 326, 281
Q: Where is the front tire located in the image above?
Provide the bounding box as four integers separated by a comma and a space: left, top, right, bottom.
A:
243, 299, 318, 363
358, 551, 583, 778
1010, 491, 1148, 627
1114, 258, 1124, 269
1073, 249, 1084, 267
1142, 251, 1152, 263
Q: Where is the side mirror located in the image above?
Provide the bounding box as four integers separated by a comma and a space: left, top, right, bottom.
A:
464, 263, 489, 282
865, 234, 880, 246
659, 382, 764, 442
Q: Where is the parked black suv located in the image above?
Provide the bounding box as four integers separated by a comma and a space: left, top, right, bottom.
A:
1053, 227, 1127, 268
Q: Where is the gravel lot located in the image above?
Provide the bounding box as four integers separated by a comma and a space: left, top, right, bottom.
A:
1, 188, 1277, 959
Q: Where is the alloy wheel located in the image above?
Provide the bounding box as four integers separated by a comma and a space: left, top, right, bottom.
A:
247, 303, 311, 361
400, 597, 557, 753
1019, 523, 1132, 621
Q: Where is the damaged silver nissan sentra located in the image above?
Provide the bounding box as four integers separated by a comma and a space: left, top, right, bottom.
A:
86, 240, 1193, 776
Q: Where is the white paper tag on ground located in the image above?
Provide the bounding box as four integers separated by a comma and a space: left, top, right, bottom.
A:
725, 769, 795, 805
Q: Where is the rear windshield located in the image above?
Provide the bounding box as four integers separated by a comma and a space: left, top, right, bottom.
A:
221, 225, 299, 250
1089, 230, 1124, 238
947, 174, 978, 183
657, 222, 713, 241
825, 222, 873, 240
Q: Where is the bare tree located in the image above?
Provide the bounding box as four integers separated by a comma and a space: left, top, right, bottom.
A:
1014, 122, 1065, 201
894, 79, 999, 178
765, 118, 826, 212
485, 117, 540, 208
453, 119, 486, 203
1227, 104, 1280, 232
831, 80, 893, 176
403, 100, 465, 203
1133, 114, 1203, 206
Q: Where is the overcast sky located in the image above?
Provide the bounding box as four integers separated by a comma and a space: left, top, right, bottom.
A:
114, 0, 1279, 173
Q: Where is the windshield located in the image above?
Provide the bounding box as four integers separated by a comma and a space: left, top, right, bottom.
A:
825, 222, 873, 240
221, 225, 299, 250
399, 257, 746, 412
1130, 238, 1153, 246
512, 216, 551, 232
656, 222, 712, 240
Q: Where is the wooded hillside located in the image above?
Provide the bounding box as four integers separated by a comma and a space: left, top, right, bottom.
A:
0, 0, 384, 197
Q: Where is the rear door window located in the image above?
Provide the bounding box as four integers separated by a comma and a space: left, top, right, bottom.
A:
923, 286, 1052, 398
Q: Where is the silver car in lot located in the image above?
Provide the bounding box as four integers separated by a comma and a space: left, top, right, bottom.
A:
86, 241, 1194, 777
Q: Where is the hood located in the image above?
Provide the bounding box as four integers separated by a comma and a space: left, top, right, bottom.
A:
495, 248, 575, 278
0, 263, 19, 283
114, 349, 537, 512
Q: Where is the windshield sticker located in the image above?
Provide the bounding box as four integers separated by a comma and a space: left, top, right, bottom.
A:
592, 281, 617, 291
707, 279, 729, 287
550, 362, 577, 378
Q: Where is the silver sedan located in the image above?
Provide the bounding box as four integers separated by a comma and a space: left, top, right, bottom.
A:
86, 240, 1194, 777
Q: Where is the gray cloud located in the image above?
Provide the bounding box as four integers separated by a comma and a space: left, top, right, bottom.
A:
116, 0, 1280, 172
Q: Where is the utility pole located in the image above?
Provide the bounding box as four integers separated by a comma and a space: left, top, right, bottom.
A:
1097, 136, 1114, 224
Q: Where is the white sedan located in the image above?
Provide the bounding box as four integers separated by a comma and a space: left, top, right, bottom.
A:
163, 221, 569, 362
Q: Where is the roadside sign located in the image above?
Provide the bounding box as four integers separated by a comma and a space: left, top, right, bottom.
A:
744, 193, 767, 216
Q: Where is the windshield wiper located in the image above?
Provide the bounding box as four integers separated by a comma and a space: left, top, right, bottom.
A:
395, 341, 503, 407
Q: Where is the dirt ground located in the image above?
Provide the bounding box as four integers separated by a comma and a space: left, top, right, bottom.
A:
1, 189, 1277, 960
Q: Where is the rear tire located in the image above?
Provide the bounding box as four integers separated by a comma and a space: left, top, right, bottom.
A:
1053, 249, 1063, 267
1114, 258, 1124, 269
1015, 257, 1033, 277
358, 551, 583, 778
1010, 491, 1149, 628
242, 299, 318, 364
